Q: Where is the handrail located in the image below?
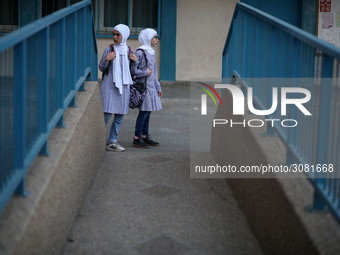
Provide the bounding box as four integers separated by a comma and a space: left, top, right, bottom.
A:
0, 0, 98, 214
224, 2, 340, 60
222, 2, 340, 223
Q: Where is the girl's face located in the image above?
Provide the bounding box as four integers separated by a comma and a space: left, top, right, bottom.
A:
151, 33, 159, 47
113, 30, 122, 45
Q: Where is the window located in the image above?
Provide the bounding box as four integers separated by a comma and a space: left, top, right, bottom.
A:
99, 0, 128, 34
96, 0, 160, 37
42, 0, 67, 17
0, 0, 86, 34
0, 0, 18, 33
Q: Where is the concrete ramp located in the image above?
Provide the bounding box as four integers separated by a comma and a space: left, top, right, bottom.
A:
62, 83, 263, 255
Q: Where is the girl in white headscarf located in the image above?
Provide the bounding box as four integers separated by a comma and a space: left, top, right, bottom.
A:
99, 24, 138, 152
130, 28, 162, 148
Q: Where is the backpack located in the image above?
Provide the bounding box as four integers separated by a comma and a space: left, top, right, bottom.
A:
102, 44, 134, 80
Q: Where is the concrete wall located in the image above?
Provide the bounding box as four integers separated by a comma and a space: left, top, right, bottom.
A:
176, 0, 238, 81
97, 38, 161, 81
0, 82, 105, 255
211, 89, 340, 255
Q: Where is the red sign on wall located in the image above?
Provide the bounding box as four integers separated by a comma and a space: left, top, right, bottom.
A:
320, 0, 331, 12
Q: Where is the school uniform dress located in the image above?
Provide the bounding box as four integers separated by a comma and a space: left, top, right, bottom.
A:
99, 46, 137, 115
131, 50, 162, 112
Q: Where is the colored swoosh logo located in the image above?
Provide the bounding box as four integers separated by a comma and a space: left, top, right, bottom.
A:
197, 87, 217, 105
197, 82, 223, 106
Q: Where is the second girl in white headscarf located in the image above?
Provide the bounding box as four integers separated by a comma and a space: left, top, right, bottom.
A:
130, 28, 162, 148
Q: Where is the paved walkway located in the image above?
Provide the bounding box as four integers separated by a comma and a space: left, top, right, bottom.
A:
62, 84, 263, 255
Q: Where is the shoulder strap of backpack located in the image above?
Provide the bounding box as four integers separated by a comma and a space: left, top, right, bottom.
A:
136, 49, 148, 65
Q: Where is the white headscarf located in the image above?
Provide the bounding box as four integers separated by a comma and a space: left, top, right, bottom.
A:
138, 28, 157, 55
112, 24, 133, 94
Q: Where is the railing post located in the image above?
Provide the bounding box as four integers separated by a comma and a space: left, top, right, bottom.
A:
284, 39, 301, 158
242, 14, 248, 78
13, 41, 28, 196
13, 41, 26, 170
15, 179, 29, 197
74, 11, 78, 88
231, 16, 237, 76
313, 54, 333, 210
39, 28, 50, 155
57, 18, 66, 128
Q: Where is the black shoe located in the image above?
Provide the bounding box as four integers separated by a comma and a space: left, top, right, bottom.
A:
142, 135, 159, 146
133, 137, 149, 148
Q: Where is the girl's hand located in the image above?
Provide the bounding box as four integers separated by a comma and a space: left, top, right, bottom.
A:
158, 91, 162, 97
146, 68, 153, 77
129, 53, 138, 62
105, 51, 116, 61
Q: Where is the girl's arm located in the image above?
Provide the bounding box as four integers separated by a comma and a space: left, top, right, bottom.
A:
154, 64, 162, 93
130, 50, 149, 78
98, 47, 110, 73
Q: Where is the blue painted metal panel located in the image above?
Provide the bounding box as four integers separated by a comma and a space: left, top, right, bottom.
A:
241, 0, 301, 27
160, 0, 176, 81
0, 0, 98, 215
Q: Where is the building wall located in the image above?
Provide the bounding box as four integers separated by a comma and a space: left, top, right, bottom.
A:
96, 0, 239, 82
176, 0, 238, 81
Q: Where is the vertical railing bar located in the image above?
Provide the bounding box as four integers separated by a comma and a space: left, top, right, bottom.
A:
286, 38, 301, 162
59, 18, 66, 108
57, 18, 66, 128
82, 6, 86, 86
330, 61, 340, 198
329, 61, 337, 182
13, 41, 26, 170
74, 11, 78, 89
242, 13, 247, 77
38, 28, 49, 154
307, 46, 315, 163
300, 44, 309, 160
97, 0, 100, 36
313, 54, 333, 209
254, 17, 260, 79
231, 16, 236, 77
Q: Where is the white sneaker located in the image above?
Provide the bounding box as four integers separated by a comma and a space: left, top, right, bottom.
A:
106, 142, 125, 152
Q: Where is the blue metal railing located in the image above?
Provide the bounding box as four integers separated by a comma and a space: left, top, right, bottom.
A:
222, 3, 340, 222
0, 0, 98, 214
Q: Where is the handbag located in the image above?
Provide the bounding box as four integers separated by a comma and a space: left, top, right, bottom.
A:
129, 85, 147, 109
129, 49, 148, 109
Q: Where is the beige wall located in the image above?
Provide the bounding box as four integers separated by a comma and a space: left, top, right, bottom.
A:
176, 0, 238, 81
97, 0, 237, 82
97, 38, 161, 81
